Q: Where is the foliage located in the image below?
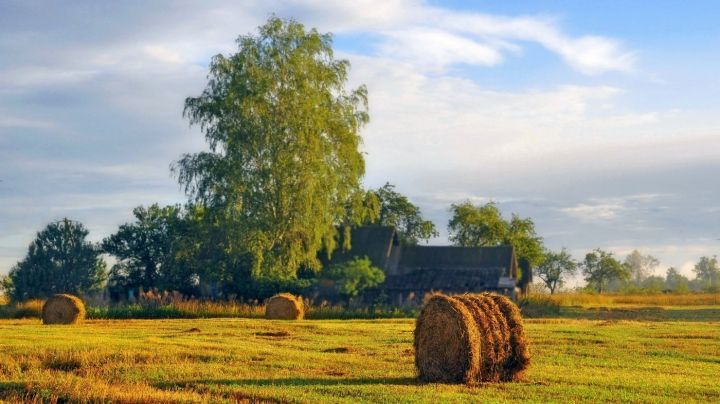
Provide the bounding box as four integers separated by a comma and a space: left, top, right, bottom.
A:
447, 201, 545, 281
665, 267, 690, 293
101, 205, 185, 295
623, 250, 659, 286
640, 275, 665, 293
693, 255, 720, 292
322, 257, 385, 299
372, 182, 438, 245
534, 248, 578, 294
173, 16, 370, 280
5, 219, 106, 301
580, 248, 630, 293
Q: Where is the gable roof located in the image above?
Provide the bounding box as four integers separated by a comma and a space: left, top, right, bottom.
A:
398, 245, 516, 277
324, 226, 398, 270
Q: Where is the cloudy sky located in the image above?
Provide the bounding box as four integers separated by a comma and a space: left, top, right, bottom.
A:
1, 0, 719, 281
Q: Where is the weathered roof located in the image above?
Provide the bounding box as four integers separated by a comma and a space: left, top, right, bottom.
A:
384, 268, 508, 292
397, 245, 516, 276
324, 226, 398, 270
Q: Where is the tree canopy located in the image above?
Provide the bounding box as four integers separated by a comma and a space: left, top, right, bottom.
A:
581, 249, 630, 293
447, 201, 544, 268
173, 16, 370, 280
372, 182, 437, 245
623, 250, 659, 286
693, 256, 719, 292
535, 248, 577, 294
4, 218, 106, 301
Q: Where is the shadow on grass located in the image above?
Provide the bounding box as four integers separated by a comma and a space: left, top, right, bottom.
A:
155, 376, 420, 390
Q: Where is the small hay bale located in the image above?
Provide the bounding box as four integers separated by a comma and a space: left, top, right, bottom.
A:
486, 293, 530, 381
414, 294, 481, 385
42, 294, 85, 325
264, 293, 304, 320
456, 294, 499, 382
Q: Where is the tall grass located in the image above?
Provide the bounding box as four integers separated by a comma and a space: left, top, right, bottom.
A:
0, 299, 43, 319
542, 292, 720, 306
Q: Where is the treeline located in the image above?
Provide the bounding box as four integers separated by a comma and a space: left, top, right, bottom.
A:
0, 191, 544, 302
536, 248, 719, 294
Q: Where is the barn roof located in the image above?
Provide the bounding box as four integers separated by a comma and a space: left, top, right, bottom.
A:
324, 226, 398, 270
398, 245, 515, 275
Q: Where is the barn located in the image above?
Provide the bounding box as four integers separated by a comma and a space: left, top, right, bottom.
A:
323, 226, 524, 304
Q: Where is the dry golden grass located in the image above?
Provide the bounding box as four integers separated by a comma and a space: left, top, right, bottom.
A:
547, 293, 720, 307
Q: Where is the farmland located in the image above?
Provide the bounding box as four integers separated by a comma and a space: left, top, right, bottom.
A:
1, 303, 719, 403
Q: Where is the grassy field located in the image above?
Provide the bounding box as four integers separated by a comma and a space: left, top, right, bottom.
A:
1, 305, 719, 403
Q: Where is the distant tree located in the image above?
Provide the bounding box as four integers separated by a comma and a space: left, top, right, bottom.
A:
372, 183, 438, 245
5, 219, 106, 301
322, 257, 385, 300
101, 205, 185, 295
664, 267, 690, 293
693, 256, 720, 292
535, 248, 578, 294
641, 275, 665, 293
623, 250, 659, 286
448, 201, 545, 271
581, 249, 630, 293
173, 16, 370, 280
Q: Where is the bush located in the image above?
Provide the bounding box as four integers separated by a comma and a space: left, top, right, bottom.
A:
321, 257, 385, 300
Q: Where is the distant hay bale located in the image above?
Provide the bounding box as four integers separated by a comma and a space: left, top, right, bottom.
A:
265, 293, 304, 320
42, 294, 85, 325
414, 294, 481, 385
486, 293, 530, 381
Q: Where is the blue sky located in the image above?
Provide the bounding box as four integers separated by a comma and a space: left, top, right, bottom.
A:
1, 1, 719, 283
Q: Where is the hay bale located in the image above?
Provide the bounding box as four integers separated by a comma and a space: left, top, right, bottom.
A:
487, 293, 530, 381
42, 294, 85, 325
414, 294, 481, 385
264, 293, 304, 320
455, 294, 500, 382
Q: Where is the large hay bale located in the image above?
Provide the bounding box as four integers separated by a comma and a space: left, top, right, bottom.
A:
265, 293, 304, 320
42, 294, 85, 325
486, 293, 530, 381
455, 294, 500, 382
414, 294, 481, 385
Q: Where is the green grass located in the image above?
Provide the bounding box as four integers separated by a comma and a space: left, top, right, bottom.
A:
0, 307, 719, 403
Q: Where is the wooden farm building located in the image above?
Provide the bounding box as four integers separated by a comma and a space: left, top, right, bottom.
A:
324, 226, 524, 304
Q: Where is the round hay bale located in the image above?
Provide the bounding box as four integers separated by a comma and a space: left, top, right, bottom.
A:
414, 293, 481, 385
487, 293, 530, 381
265, 293, 304, 320
455, 294, 497, 382
475, 294, 511, 374
42, 294, 85, 325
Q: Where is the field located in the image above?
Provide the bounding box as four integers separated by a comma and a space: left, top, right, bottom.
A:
1, 302, 719, 403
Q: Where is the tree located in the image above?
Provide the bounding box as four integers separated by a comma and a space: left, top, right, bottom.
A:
102, 204, 185, 296
448, 201, 545, 270
535, 248, 577, 294
174, 16, 370, 280
373, 182, 438, 245
693, 256, 720, 292
581, 249, 630, 293
641, 275, 665, 293
5, 219, 106, 301
623, 250, 659, 286
664, 267, 690, 293
322, 257, 385, 300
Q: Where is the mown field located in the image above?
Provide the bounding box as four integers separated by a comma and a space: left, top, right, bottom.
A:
1, 304, 719, 403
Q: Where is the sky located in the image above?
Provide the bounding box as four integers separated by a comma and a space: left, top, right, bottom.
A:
1, 0, 719, 282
